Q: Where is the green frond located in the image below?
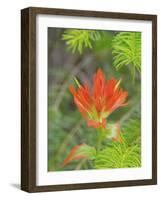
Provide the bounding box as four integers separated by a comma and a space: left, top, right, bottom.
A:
112, 32, 141, 80
62, 29, 101, 54
94, 142, 141, 169
94, 112, 141, 169
122, 111, 141, 145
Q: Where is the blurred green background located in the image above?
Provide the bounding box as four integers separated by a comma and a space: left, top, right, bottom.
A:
48, 28, 141, 171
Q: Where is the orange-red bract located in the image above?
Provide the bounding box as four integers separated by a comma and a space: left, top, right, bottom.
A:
62, 144, 88, 167
107, 122, 123, 143
69, 68, 128, 129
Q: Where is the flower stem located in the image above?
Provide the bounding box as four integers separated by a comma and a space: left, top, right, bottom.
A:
96, 127, 104, 151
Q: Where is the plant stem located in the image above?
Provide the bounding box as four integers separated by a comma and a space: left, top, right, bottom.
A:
96, 127, 104, 151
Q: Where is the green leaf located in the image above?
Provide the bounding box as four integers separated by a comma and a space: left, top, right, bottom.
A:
94, 112, 141, 169
94, 142, 141, 169
93, 32, 113, 52
112, 32, 141, 80
122, 111, 141, 145
62, 29, 101, 54
62, 144, 96, 167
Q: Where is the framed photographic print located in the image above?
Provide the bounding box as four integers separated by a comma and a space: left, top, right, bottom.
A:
21, 7, 157, 192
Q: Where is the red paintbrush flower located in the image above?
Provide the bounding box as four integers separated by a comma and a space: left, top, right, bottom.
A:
69, 68, 128, 129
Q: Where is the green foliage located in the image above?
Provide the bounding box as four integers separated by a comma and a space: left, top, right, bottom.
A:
94, 142, 141, 169
112, 32, 141, 80
93, 31, 113, 52
72, 144, 96, 161
62, 29, 101, 54
94, 113, 141, 169
122, 111, 141, 145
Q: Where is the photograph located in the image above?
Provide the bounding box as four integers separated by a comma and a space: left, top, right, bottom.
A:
48, 28, 141, 172
21, 7, 157, 192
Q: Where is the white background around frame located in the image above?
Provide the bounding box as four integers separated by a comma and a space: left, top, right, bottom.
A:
0, 0, 161, 200
37, 15, 152, 186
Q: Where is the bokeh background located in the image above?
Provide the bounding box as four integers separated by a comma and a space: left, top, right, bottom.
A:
48, 28, 141, 171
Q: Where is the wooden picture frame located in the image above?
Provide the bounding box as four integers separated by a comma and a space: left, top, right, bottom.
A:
21, 7, 157, 192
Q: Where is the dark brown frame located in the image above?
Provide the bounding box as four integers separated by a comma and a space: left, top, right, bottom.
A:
21, 7, 157, 193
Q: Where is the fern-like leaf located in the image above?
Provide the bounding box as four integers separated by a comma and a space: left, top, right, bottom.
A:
62, 29, 101, 54
112, 32, 141, 80
94, 112, 141, 169
94, 142, 141, 169
122, 111, 141, 145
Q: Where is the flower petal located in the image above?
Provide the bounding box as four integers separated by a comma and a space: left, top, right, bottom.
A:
87, 120, 101, 128
69, 85, 76, 96
69, 69, 128, 130
93, 68, 106, 98
87, 118, 106, 129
